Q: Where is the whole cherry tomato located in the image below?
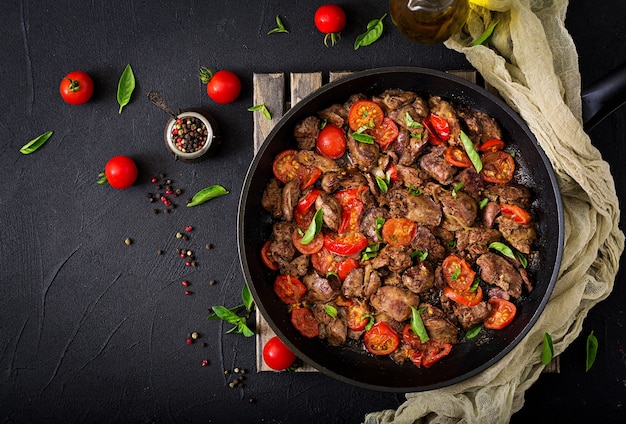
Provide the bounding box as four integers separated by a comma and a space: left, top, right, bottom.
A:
59, 71, 94, 105
100, 155, 138, 190
263, 336, 297, 371
314, 4, 347, 47
199, 68, 241, 104
316, 124, 347, 159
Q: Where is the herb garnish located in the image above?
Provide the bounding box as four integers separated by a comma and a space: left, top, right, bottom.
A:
117, 64, 135, 114
410, 306, 429, 343
586, 331, 598, 372
460, 131, 483, 173
541, 332, 554, 365
187, 184, 229, 207
354, 14, 386, 50
267, 15, 289, 34
20, 131, 53, 154
324, 305, 338, 318
300, 208, 323, 244
466, 325, 481, 339
207, 284, 255, 337
248, 103, 272, 120
471, 21, 499, 46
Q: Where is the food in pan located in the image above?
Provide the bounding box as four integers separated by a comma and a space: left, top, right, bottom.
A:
260, 88, 536, 368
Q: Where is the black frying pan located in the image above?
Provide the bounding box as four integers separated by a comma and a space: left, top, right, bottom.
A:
238, 66, 623, 392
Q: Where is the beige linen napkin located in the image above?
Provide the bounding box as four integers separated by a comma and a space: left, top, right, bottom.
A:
365, 0, 625, 422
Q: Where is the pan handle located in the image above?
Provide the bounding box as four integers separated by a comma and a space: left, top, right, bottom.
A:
581, 61, 626, 131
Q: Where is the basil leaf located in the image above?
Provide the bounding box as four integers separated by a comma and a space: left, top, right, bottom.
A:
471, 21, 499, 46
20, 131, 53, 154
489, 241, 516, 261
300, 208, 323, 244
351, 132, 374, 144
361, 244, 380, 261
478, 197, 489, 210
410, 306, 429, 343
408, 186, 423, 196
375, 217, 385, 240
239, 322, 255, 337
248, 103, 272, 120
267, 15, 289, 34
242, 283, 254, 311
452, 182, 463, 198
354, 14, 386, 50
516, 251, 528, 268
460, 131, 483, 173
187, 184, 229, 207
324, 305, 338, 318
586, 331, 598, 372
450, 266, 461, 281
375, 176, 388, 193
466, 325, 481, 339
541, 332, 554, 365
405, 111, 422, 130
210, 305, 241, 324
411, 249, 428, 261
363, 314, 375, 331
117, 64, 136, 114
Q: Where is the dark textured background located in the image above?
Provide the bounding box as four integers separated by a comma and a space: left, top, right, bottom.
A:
1, 1, 625, 423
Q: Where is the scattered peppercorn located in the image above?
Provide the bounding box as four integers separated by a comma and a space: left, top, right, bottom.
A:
185, 225, 193, 232
184, 290, 192, 295
191, 332, 199, 339
125, 238, 132, 245
205, 243, 213, 250
248, 398, 256, 404
201, 342, 208, 348
176, 232, 183, 239
182, 280, 190, 287
201, 359, 209, 367
210, 279, 217, 286
157, 249, 164, 255
152, 209, 159, 215
186, 338, 193, 345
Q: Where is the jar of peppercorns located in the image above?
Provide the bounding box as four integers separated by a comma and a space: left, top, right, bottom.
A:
164, 110, 218, 162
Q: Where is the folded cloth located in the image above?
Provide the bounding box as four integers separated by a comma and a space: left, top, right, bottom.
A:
364, 0, 625, 422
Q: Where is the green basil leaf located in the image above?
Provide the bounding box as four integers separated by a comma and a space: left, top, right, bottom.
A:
586, 331, 598, 372
239, 322, 255, 337
469, 277, 480, 292
375, 176, 388, 193
447, 240, 457, 248
405, 111, 422, 130
516, 251, 528, 269
460, 131, 483, 173
465, 325, 482, 339
117, 64, 136, 114
363, 314, 375, 331
408, 186, 423, 196
248, 103, 272, 120
324, 304, 338, 318
267, 15, 289, 34
489, 241, 516, 261
410, 306, 429, 343
450, 266, 461, 281
20, 131, 53, 154
351, 132, 374, 144
541, 332, 554, 365
361, 244, 380, 261
375, 217, 385, 240
187, 184, 229, 207
354, 14, 386, 50
242, 283, 254, 311
210, 305, 241, 324
478, 197, 489, 210
452, 182, 463, 198
411, 249, 428, 261
471, 21, 499, 46
300, 208, 323, 244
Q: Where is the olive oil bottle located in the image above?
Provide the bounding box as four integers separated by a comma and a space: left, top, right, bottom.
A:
389, 0, 469, 44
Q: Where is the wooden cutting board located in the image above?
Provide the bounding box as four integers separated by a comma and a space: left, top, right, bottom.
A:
250, 70, 559, 374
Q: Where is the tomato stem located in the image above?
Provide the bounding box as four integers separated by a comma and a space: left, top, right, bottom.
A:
323, 32, 341, 47
198, 67, 214, 84
66, 78, 81, 92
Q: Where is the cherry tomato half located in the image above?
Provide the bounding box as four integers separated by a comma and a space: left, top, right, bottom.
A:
205, 69, 241, 104
291, 307, 320, 338
316, 124, 347, 159
381, 217, 417, 246
347, 299, 370, 331
478, 138, 506, 152
364, 321, 400, 355
59, 71, 94, 105
500, 204, 532, 225
272, 149, 301, 184
292, 229, 324, 255
442, 254, 476, 291
401, 325, 452, 367
429, 114, 451, 141
348, 100, 384, 131
103, 155, 138, 190
445, 146, 472, 168
311, 247, 337, 275
273, 275, 307, 305
314, 4, 346, 46
261, 240, 279, 271
263, 336, 297, 371
336, 258, 360, 281
481, 150, 515, 184
443, 285, 483, 307
484, 298, 517, 330
324, 231, 368, 256
372, 117, 399, 150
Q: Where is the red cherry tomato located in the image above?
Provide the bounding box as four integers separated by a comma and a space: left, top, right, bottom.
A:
102, 156, 138, 190
348, 100, 384, 131
478, 138, 506, 152
364, 322, 400, 355
263, 336, 297, 371
292, 229, 324, 255
314, 4, 346, 46
484, 298, 517, 330
200, 68, 241, 104
442, 254, 476, 291
443, 285, 483, 307
428, 114, 451, 141
347, 299, 371, 331
316, 124, 347, 159
59, 71, 94, 105
445, 146, 472, 168
272, 150, 301, 184
291, 307, 319, 338
500, 204, 532, 225
372, 117, 399, 150
481, 150, 515, 184
336, 258, 360, 281
381, 217, 418, 246
311, 247, 337, 275
273, 275, 307, 305
261, 240, 279, 271
324, 231, 368, 256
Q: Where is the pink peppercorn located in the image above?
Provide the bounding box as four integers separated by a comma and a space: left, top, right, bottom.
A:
184, 290, 192, 295
182, 280, 190, 287
201, 359, 209, 367
186, 338, 193, 345
185, 226, 193, 232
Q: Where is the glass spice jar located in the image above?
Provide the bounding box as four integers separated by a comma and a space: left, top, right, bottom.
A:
164, 110, 218, 162
389, 0, 469, 44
